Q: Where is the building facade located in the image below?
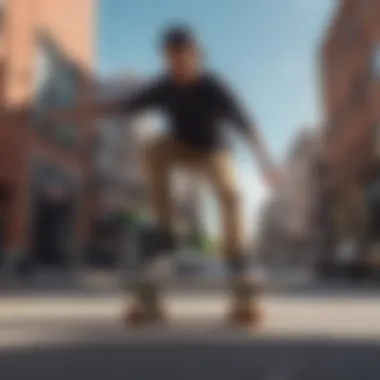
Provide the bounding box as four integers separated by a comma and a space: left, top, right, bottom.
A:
92, 76, 145, 219
282, 129, 320, 248
320, 0, 380, 262
0, 0, 95, 270
257, 128, 320, 264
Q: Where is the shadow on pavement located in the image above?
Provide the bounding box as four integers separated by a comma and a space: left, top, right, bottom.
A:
0, 335, 379, 380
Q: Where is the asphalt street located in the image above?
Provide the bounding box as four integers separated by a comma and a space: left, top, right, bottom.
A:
0, 290, 380, 380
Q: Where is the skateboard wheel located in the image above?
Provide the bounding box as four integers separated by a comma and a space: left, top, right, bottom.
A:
228, 305, 262, 328
125, 306, 167, 326
125, 306, 149, 326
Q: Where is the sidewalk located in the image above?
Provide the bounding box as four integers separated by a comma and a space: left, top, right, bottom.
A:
0, 269, 119, 297
1, 266, 380, 300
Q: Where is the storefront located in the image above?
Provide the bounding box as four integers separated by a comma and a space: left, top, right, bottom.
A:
363, 174, 380, 242
29, 160, 80, 268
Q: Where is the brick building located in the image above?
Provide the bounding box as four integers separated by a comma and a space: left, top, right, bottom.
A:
0, 0, 95, 270
320, 0, 380, 262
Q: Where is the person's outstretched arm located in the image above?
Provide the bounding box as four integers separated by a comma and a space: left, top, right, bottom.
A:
214, 77, 281, 188
49, 78, 165, 122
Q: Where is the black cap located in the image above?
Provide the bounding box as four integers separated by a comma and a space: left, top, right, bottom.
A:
160, 25, 196, 50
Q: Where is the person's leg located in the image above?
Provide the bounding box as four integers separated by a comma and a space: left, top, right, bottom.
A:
127, 136, 178, 324
203, 151, 260, 326
142, 136, 176, 234
144, 137, 202, 237
204, 151, 245, 260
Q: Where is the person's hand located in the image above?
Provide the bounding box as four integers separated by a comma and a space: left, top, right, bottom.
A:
248, 132, 282, 191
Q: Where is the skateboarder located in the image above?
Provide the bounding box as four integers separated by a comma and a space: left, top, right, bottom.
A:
52, 25, 280, 327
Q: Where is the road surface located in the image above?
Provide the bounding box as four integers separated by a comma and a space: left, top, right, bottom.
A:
0, 291, 380, 379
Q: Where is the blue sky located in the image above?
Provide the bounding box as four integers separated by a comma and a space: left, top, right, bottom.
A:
96, 0, 335, 237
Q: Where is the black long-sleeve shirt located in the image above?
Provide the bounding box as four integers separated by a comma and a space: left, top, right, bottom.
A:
123, 72, 254, 151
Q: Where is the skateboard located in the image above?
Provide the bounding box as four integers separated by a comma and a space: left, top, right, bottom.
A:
123, 225, 262, 327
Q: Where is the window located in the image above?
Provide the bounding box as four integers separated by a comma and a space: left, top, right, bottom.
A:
351, 70, 369, 107
34, 43, 54, 118
372, 43, 380, 78
34, 44, 52, 94
373, 123, 380, 159
345, 24, 360, 46
0, 3, 4, 35
34, 33, 79, 149
361, 0, 377, 17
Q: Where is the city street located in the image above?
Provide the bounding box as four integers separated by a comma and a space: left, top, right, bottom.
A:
0, 289, 380, 379
1, 0, 380, 378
